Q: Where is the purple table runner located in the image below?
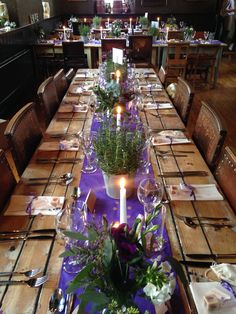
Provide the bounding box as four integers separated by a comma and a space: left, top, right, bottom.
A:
58, 118, 178, 313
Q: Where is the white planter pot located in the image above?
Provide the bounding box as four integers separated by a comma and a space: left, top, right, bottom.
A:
102, 172, 135, 199
81, 35, 88, 43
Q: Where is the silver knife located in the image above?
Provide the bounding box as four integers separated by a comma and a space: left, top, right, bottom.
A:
0, 235, 54, 241
0, 229, 56, 236
186, 253, 236, 259
160, 171, 208, 177
65, 294, 75, 314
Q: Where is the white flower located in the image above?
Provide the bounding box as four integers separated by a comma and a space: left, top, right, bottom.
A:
143, 276, 176, 305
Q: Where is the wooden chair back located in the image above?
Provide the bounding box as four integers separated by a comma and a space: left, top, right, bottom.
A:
0, 149, 16, 212
128, 35, 153, 66
168, 30, 184, 40
65, 68, 76, 84
53, 69, 68, 102
173, 77, 194, 124
215, 146, 236, 213
37, 76, 59, 128
4, 103, 42, 176
165, 42, 190, 84
101, 38, 126, 60
34, 43, 55, 58
62, 41, 88, 70
158, 66, 166, 85
193, 101, 226, 170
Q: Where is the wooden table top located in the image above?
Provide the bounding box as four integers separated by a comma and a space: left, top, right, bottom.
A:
0, 68, 235, 314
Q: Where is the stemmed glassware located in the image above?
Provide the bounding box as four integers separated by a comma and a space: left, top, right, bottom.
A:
204, 31, 210, 42
81, 131, 97, 174
137, 178, 164, 218
58, 31, 63, 40
55, 201, 87, 273
179, 21, 184, 30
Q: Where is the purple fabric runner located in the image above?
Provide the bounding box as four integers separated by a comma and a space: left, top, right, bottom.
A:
58, 117, 176, 313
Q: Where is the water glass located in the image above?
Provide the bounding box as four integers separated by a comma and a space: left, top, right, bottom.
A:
81, 131, 97, 174
137, 178, 164, 219
204, 31, 209, 42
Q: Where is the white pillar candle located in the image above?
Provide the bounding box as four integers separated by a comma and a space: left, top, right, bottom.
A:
63, 26, 66, 40
157, 17, 160, 28
166, 26, 169, 41
116, 106, 122, 128
116, 69, 121, 84
120, 177, 127, 224
130, 18, 132, 28
145, 12, 148, 18
107, 17, 110, 27
100, 26, 103, 39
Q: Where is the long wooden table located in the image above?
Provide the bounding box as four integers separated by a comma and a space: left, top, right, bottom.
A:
0, 68, 236, 313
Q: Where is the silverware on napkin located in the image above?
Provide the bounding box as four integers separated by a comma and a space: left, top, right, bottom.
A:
64, 294, 75, 314
160, 171, 208, 177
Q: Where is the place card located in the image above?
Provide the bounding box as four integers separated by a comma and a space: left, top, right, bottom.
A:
5, 195, 65, 216
85, 189, 96, 213
112, 48, 123, 65
166, 184, 224, 201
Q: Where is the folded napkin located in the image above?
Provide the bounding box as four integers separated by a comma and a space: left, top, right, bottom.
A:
38, 140, 79, 151
5, 195, 64, 216
58, 104, 88, 113
62, 96, 79, 104
190, 282, 236, 314
152, 130, 191, 146
140, 85, 163, 92
167, 184, 224, 201
211, 264, 236, 287
143, 102, 173, 110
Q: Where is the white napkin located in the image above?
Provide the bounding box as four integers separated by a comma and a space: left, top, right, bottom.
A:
167, 184, 224, 201
140, 86, 163, 92
190, 282, 236, 314
143, 102, 173, 110
152, 130, 190, 145
58, 104, 88, 113
211, 264, 236, 287
38, 140, 79, 151
5, 195, 65, 216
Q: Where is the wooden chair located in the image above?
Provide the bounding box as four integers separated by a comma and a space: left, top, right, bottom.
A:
65, 68, 76, 84
128, 35, 153, 67
186, 44, 220, 87
168, 30, 184, 40
53, 69, 68, 102
165, 42, 190, 85
37, 76, 59, 128
101, 38, 126, 60
173, 77, 194, 124
62, 41, 88, 71
158, 66, 166, 85
215, 146, 236, 213
0, 149, 17, 212
34, 43, 56, 78
4, 103, 42, 176
192, 101, 227, 170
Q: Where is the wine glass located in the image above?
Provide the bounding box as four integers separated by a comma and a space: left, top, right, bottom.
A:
137, 178, 164, 219
58, 31, 63, 40
81, 131, 97, 174
160, 21, 165, 29
55, 201, 87, 273
179, 21, 184, 30
204, 31, 209, 42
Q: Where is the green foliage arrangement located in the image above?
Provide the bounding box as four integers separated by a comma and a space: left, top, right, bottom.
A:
92, 16, 102, 27
93, 121, 146, 175
79, 24, 90, 36
93, 84, 120, 113
61, 208, 175, 313
111, 19, 122, 37
166, 16, 178, 30
148, 26, 159, 37
139, 16, 149, 27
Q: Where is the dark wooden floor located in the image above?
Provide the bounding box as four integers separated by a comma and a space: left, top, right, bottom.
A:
187, 55, 236, 151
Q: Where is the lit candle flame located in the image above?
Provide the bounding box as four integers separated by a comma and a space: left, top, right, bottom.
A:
116, 70, 121, 79
117, 106, 121, 114
113, 221, 120, 228
84, 18, 87, 23
157, 17, 160, 21
120, 177, 126, 189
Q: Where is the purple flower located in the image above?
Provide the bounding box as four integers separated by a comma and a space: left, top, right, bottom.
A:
111, 223, 137, 261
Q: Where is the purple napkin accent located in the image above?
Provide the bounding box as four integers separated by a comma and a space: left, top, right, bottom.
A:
58, 117, 179, 313
26, 196, 37, 215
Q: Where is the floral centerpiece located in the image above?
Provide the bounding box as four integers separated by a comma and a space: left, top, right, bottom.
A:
62, 206, 176, 314
111, 19, 122, 37
166, 16, 178, 30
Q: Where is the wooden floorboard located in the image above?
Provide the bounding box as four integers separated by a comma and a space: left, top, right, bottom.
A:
187, 55, 236, 151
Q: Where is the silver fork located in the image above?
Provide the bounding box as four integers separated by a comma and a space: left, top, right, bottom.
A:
0, 274, 48, 287
0, 267, 42, 278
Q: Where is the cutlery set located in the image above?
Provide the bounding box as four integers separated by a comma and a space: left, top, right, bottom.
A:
49, 288, 75, 314
36, 157, 82, 164
160, 170, 208, 177
0, 228, 56, 241
0, 268, 48, 287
